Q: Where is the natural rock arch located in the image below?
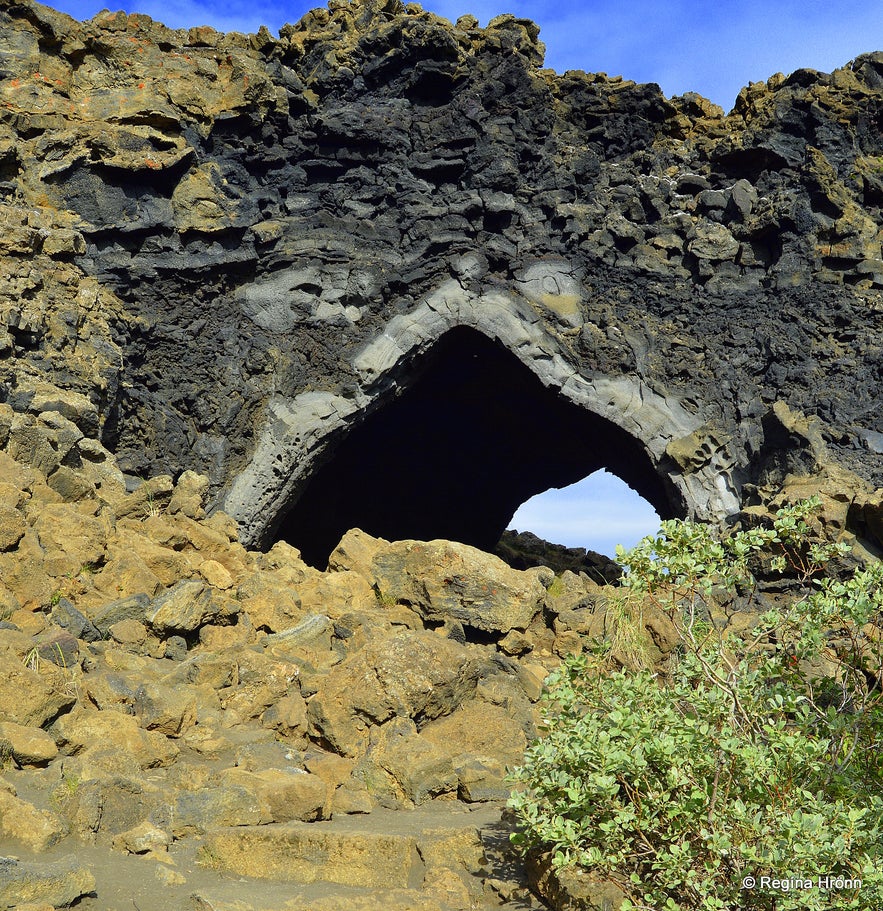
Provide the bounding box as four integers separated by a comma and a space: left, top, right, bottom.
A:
2, 1, 883, 558
272, 325, 677, 566
222, 281, 739, 555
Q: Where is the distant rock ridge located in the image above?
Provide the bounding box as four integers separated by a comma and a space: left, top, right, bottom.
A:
1, 0, 883, 555
494, 529, 622, 583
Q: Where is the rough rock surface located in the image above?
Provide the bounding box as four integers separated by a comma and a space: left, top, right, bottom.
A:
2, 366, 883, 910
494, 529, 622, 582
0, 406, 593, 908
3, 4, 883, 907
1, 1, 883, 561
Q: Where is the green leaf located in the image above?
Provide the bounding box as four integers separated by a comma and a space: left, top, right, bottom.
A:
508, 499, 883, 911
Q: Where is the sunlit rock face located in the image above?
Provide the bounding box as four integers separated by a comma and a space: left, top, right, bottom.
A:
2, 1, 883, 553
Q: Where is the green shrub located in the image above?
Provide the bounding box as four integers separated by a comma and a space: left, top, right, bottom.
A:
509, 498, 883, 910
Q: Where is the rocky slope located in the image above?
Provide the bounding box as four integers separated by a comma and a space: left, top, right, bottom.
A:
1, 1, 882, 557
0, 399, 622, 909
1, 398, 883, 909
2, 3, 883, 907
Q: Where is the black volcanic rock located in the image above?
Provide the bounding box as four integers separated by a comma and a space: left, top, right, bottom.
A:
494, 529, 622, 584
0, 1, 882, 556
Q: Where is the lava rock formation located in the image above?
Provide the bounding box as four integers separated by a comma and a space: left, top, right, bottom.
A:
1, 1, 883, 559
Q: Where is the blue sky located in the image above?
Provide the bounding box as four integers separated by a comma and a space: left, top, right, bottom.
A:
509, 472, 660, 557
41, 0, 882, 554
46, 0, 882, 110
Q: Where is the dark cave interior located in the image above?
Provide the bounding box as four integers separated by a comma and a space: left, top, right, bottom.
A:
276, 326, 682, 568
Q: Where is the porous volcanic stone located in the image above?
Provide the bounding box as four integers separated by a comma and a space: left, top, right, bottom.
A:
1, 1, 882, 561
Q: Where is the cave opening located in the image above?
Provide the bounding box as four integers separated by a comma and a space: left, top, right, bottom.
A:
275, 326, 683, 568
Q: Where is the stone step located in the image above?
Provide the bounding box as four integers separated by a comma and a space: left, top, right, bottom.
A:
2, 802, 544, 911
199, 803, 498, 891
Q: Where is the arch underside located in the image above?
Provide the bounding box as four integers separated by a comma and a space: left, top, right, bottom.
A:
223, 278, 740, 557
278, 326, 681, 566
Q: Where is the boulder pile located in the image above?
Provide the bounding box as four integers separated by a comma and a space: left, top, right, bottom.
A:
3, 408, 883, 911
0, 397, 635, 910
